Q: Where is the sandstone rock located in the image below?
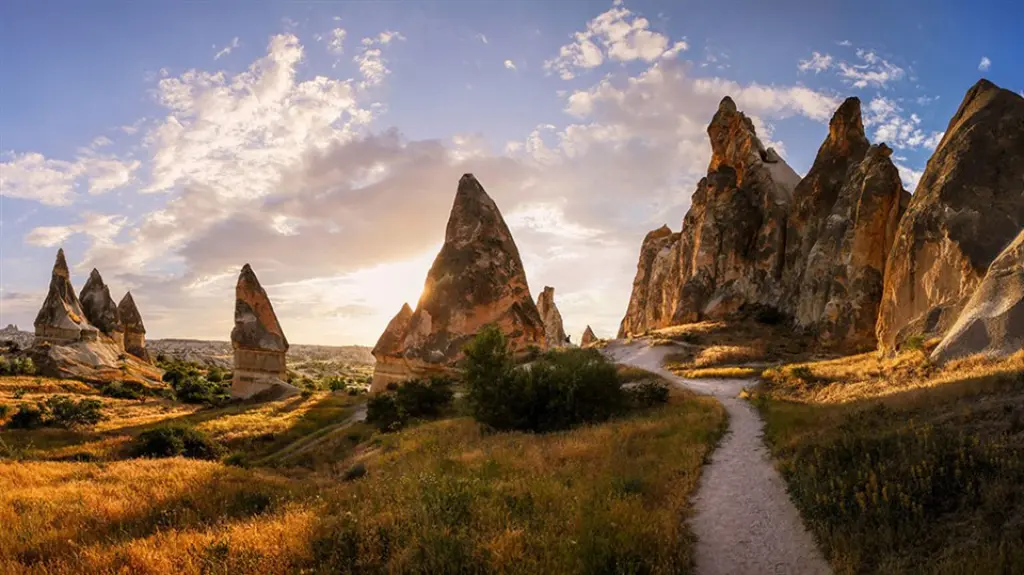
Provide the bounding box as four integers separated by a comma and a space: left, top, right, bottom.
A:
231, 264, 296, 399
932, 230, 1024, 362
537, 286, 569, 347
672, 97, 799, 323
28, 337, 163, 385
877, 79, 1024, 349
370, 174, 546, 391
581, 325, 598, 347
117, 292, 149, 361
79, 269, 125, 348
618, 226, 682, 338
33, 249, 98, 343
369, 304, 415, 392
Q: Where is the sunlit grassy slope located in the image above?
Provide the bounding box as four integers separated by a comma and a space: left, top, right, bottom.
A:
0, 371, 725, 574
755, 345, 1024, 574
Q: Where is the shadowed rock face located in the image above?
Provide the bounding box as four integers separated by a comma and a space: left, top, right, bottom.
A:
118, 292, 148, 361
581, 326, 598, 347
79, 269, 124, 346
932, 230, 1024, 362
34, 249, 98, 343
370, 174, 546, 391
537, 286, 568, 348
231, 264, 295, 399
793, 143, 909, 350
877, 79, 1024, 349
618, 226, 682, 338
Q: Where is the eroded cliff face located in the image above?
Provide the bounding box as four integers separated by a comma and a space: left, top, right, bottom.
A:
876, 79, 1024, 349
79, 269, 125, 348
117, 292, 149, 361
34, 249, 98, 343
618, 226, 681, 337
932, 229, 1024, 362
231, 264, 295, 400
537, 286, 568, 347
370, 174, 546, 391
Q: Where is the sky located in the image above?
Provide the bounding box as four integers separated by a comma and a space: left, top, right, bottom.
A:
1, 0, 1022, 346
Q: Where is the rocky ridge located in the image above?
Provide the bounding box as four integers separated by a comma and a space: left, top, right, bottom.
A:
537, 286, 569, 347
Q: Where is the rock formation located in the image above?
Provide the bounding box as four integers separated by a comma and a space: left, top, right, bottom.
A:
537, 286, 569, 347
618, 226, 682, 338
931, 230, 1024, 362
370, 174, 546, 392
230, 264, 296, 399
33, 249, 98, 343
117, 292, 148, 361
581, 325, 598, 347
877, 79, 1024, 349
79, 269, 125, 348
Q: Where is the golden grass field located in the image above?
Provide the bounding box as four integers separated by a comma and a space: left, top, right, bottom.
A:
0, 370, 726, 574
755, 344, 1024, 574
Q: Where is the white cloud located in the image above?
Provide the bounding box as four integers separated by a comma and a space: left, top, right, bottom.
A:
376, 30, 405, 44
328, 28, 346, 54
0, 151, 139, 206
504, 59, 517, 71
894, 161, 923, 191
836, 49, 905, 89
978, 56, 991, 71
25, 213, 127, 248
476, 33, 488, 44
214, 37, 240, 60
544, 2, 686, 80
797, 51, 833, 74
864, 96, 944, 150
352, 31, 404, 88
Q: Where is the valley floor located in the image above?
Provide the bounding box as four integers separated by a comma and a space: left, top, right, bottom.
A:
0, 370, 725, 574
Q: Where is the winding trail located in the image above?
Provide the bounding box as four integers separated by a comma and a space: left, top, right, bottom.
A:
604, 341, 831, 575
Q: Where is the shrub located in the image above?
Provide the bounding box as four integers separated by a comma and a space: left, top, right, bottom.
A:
102, 380, 149, 400
0, 356, 36, 376
789, 366, 816, 382
903, 334, 926, 352
172, 376, 230, 405
0, 356, 9, 375
0, 404, 9, 421
464, 326, 625, 432
133, 425, 223, 460
366, 377, 455, 432
12, 388, 26, 399
327, 377, 348, 392
342, 462, 367, 481
205, 367, 226, 383
6, 404, 45, 430
626, 380, 671, 408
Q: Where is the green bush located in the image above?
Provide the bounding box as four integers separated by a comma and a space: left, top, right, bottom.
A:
102, 380, 150, 400
205, 367, 226, 383
0, 404, 9, 421
5, 396, 104, 430
0, 356, 36, 376
626, 380, 671, 408
464, 326, 625, 432
903, 334, 926, 351
172, 376, 230, 405
0, 356, 9, 375
366, 377, 455, 432
133, 425, 223, 460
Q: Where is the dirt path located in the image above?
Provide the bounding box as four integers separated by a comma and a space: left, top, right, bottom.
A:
605, 341, 831, 575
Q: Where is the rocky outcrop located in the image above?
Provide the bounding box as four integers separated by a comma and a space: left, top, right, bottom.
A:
618, 226, 682, 337
369, 304, 415, 392
581, 325, 598, 347
33, 249, 98, 343
230, 264, 296, 399
117, 292, 149, 361
619, 97, 801, 336
932, 230, 1024, 362
785, 100, 909, 351
79, 269, 125, 348
370, 174, 546, 392
877, 80, 1024, 349
537, 286, 569, 347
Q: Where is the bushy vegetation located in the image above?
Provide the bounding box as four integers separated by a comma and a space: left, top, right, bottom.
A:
464, 325, 629, 432
132, 425, 224, 460
160, 359, 230, 405
366, 377, 455, 432
101, 380, 154, 400
0, 355, 36, 376
756, 349, 1024, 573
625, 380, 671, 408
5, 396, 105, 430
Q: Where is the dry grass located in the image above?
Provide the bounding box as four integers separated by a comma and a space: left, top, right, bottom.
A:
0, 372, 727, 574
755, 347, 1024, 574
676, 366, 763, 379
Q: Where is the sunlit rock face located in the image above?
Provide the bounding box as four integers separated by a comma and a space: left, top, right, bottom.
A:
33, 248, 99, 344
581, 325, 598, 347
537, 286, 569, 348
370, 174, 546, 392
877, 79, 1024, 350
932, 229, 1024, 363
231, 264, 297, 400
80, 268, 125, 349
117, 292, 149, 361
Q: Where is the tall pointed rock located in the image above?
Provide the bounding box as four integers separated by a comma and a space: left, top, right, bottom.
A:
117, 292, 149, 360
79, 269, 125, 347
369, 303, 415, 393
34, 249, 98, 343
231, 264, 294, 399
618, 225, 681, 338
877, 79, 1024, 349
537, 286, 568, 348
581, 325, 598, 347
370, 174, 546, 391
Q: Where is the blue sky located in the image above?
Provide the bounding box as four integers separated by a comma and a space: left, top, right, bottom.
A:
2, 0, 1021, 345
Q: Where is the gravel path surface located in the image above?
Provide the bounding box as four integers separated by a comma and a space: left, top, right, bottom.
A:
605, 341, 832, 575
